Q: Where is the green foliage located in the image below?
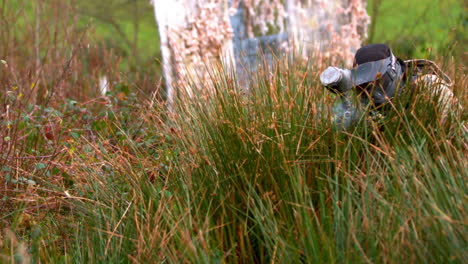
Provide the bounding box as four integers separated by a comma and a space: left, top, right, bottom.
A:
367, 0, 466, 59
75, 0, 161, 73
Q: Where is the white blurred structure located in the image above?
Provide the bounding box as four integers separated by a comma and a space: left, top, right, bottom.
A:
152, 0, 370, 104
99, 75, 109, 96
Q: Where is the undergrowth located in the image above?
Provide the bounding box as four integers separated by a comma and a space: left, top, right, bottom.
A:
1, 56, 466, 263
0, 0, 467, 262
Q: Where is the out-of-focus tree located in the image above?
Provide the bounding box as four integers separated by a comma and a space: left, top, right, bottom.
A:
152, 0, 370, 104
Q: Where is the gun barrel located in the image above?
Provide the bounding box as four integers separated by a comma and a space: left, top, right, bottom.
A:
320, 67, 353, 94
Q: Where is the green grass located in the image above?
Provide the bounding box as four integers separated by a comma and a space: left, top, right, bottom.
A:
3, 0, 161, 83
76, 0, 161, 72
1, 0, 467, 262
1, 57, 466, 262
366, 0, 466, 59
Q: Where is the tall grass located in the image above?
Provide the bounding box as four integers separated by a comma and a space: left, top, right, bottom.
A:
1, 1, 467, 262
154, 60, 467, 262
3, 55, 466, 262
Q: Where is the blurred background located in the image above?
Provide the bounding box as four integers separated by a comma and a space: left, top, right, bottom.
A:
1, 0, 466, 100
366, 0, 466, 60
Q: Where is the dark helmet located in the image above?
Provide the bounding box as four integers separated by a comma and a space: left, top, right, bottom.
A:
351, 43, 405, 106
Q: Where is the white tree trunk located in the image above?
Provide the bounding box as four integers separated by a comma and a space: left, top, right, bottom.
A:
152, 0, 233, 104
151, 0, 188, 106
152, 0, 369, 104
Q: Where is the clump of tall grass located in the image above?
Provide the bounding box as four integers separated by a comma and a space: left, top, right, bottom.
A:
9, 57, 461, 262
160, 59, 467, 262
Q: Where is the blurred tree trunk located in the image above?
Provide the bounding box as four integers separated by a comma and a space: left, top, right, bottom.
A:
152, 0, 369, 104
152, 0, 232, 105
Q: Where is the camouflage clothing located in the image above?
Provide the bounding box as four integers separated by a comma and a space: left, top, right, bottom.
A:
405, 59, 456, 119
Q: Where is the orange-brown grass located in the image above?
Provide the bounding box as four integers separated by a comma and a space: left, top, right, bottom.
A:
0, 1, 467, 262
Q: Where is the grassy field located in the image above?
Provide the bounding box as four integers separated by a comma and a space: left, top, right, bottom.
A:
1, 56, 466, 263
1, 0, 467, 263
367, 0, 466, 59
